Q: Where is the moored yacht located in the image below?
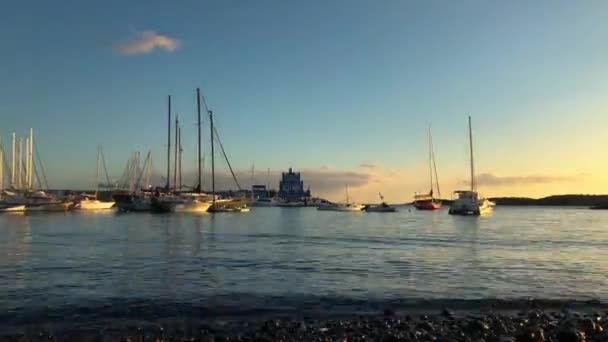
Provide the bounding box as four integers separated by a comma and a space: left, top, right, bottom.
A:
449, 116, 494, 216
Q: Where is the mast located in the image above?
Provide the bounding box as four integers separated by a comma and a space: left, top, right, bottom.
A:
17, 138, 22, 189
430, 128, 441, 199
178, 126, 182, 192
24, 137, 29, 189
210, 110, 215, 208
0, 140, 3, 194
468, 116, 475, 192
345, 184, 350, 204
95, 146, 100, 198
166, 95, 171, 191
251, 163, 255, 201
428, 124, 433, 194
29, 128, 33, 190
174, 115, 179, 192
11, 133, 15, 188
196, 88, 202, 193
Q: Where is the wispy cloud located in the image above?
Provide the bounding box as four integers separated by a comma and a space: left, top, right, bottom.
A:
115, 31, 180, 55
359, 163, 377, 169
474, 173, 581, 187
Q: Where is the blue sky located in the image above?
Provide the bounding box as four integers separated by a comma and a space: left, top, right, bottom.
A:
1, 0, 608, 200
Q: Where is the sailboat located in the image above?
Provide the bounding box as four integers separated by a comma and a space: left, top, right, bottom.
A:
449, 116, 494, 216
0, 141, 25, 212
414, 125, 442, 210
317, 185, 365, 212
76, 146, 115, 210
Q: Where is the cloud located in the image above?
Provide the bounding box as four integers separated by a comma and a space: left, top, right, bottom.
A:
474, 173, 581, 187
115, 31, 180, 55
359, 163, 377, 169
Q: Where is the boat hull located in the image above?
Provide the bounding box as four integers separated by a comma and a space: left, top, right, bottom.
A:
174, 201, 212, 213
317, 204, 364, 212
113, 194, 153, 212
77, 200, 115, 210
413, 200, 442, 211
449, 198, 493, 216
364, 206, 397, 212
0, 204, 27, 212
27, 202, 73, 212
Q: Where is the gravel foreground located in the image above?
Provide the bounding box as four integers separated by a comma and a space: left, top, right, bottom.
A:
2, 308, 608, 342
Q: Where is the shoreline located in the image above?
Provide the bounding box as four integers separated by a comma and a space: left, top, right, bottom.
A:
1, 299, 607, 340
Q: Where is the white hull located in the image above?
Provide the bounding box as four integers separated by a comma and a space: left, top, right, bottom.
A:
317, 203, 364, 212
78, 200, 115, 210
449, 195, 493, 216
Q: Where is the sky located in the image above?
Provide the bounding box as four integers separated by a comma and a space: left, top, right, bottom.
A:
1, 0, 608, 202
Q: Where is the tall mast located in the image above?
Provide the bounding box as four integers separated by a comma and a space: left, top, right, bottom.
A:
17, 138, 22, 189
430, 128, 441, 199
95, 146, 100, 198
173, 115, 179, 192
428, 124, 433, 193
210, 110, 215, 208
178, 126, 182, 192
166, 95, 171, 191
250, 163, 255, 200
0, 140, 4, 194
345, 184, 350, 204
196, 88, 202, 193
24, 137, 29, 189
11, 133, 15, 188
468, 116, 475, 192
29, 128, 33, 190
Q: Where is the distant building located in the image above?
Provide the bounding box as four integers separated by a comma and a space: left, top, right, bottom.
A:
279, 168, 311, 202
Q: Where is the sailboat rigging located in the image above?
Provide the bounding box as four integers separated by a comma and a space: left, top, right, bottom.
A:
414, 125, 442, 210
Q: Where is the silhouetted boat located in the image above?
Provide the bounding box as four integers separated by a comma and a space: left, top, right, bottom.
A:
414, 125, 442, 210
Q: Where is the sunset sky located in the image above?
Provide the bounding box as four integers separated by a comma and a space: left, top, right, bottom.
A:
1, 0, 608, 202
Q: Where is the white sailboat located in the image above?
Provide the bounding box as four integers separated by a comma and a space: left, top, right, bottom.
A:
317, 185, 365, 212
449, 116, 494, 216
76, 146, 115, 210
0, 142, 25, 212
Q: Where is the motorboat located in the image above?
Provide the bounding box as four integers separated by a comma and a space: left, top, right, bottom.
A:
364, 202, 397, 212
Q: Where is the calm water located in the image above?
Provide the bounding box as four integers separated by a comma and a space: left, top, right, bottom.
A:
1, 206, 607, 327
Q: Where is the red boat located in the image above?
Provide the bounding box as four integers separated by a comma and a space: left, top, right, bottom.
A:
413, 196, 442, 210
414, 126, 442, 211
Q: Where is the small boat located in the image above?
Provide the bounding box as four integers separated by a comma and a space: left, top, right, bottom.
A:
317, 185, 364, 212
449, 117, 494, 216
76, 147, 115, 210
414, 125, 442, 210
364, 194, 397, 212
